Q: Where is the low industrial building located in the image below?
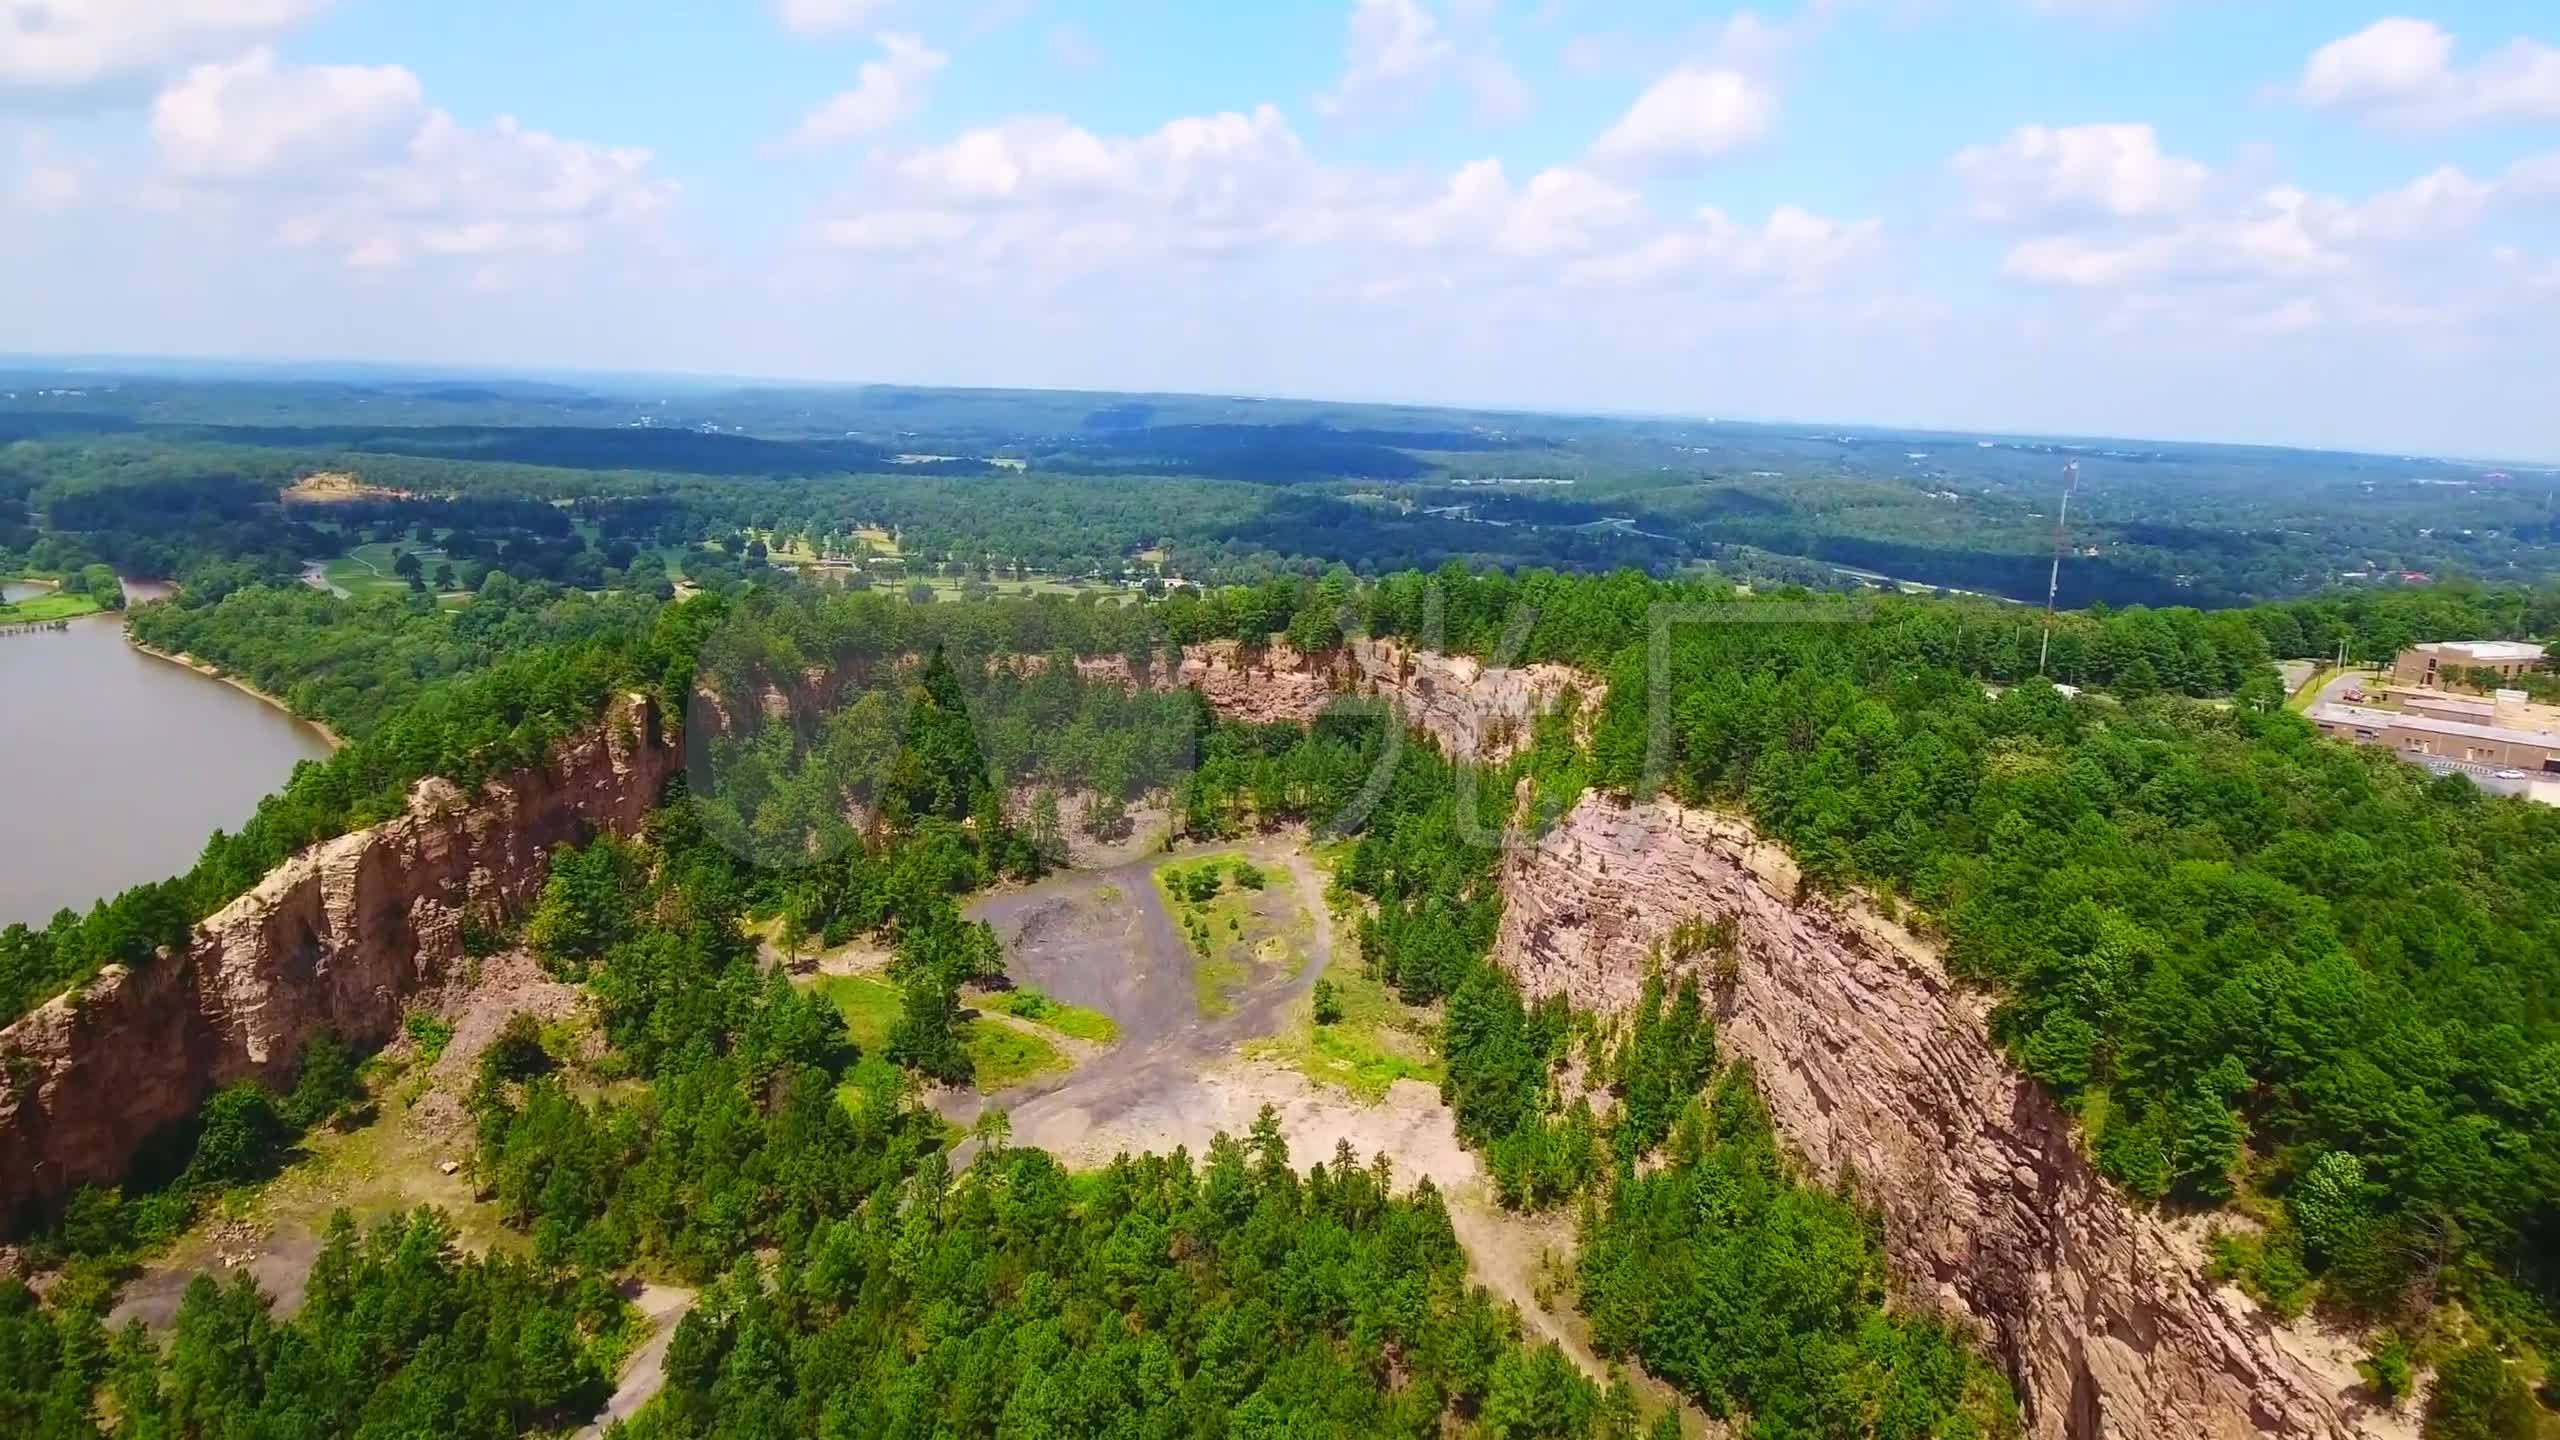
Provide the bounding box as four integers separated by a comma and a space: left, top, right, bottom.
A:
2309, 701, 2560, 773
2389, 640, 2547, 690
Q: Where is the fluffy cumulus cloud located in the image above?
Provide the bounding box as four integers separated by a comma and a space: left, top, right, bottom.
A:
789, 32, 946, 145
1587, 65, 1774, 174
0, 0, 324, 93
831, 104, 1359, 267
2296, 17, 2560, 127
810, 79, 1872, 317
1950, 123, 2207, 222
151, 47, 421, 179
1386, 160, 1640, 258
142, 49, 671, 272
1565, 205, 1879, 292
1959, 103, 2558, 347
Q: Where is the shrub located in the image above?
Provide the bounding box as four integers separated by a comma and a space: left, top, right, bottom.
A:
2358, 1334, 2413, 1403
406, 1013, 456, 1065
1312, 978, 1343, 1026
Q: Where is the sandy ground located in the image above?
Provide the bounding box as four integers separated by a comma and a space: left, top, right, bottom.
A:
997, 1058, 1480, 1190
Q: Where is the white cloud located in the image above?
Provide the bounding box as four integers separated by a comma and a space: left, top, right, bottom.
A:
144, 52, 670, 271
1388, 159, 1641, 257
151, 47, 422, 180
2004, 231, 2188, 287
1951, 123, 2207, 222
898, 117, 1133, 202
820, 208, 974, 251
776, 0, 892, 37
1316, 0, 1452, 118
1588, 65, 1774, 174
1566, 204, 1878, 291
2333, 165, 2492, 240
859, 104, 1349, 268
2297, 18, 2560, 127
2504, 149, 2560, 199
0, 0, 325, 94
1996, 178, 2468, 291
790, 32, 946, 145
1313, 0, 1526, 123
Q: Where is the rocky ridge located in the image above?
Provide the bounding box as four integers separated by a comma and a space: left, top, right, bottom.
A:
1071, 635, 1600, 759
0, 694, 675, 1223
1494, 796, 2381, 1440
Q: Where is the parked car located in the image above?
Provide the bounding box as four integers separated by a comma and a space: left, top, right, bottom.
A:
2495, 768, 2528, 780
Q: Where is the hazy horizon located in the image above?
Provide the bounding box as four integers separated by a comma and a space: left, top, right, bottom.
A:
9, 347, 2555, 470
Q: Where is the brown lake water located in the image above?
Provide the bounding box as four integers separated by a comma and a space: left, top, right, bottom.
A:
0, 593, 334, 928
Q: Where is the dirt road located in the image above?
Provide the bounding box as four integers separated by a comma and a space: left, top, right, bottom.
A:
577, 1283, 695, 1439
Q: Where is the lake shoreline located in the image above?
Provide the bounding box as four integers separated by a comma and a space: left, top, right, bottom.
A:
125, 638, 345, 751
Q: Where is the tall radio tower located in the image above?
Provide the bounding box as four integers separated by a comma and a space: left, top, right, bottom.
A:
2038, 459, 2079, 676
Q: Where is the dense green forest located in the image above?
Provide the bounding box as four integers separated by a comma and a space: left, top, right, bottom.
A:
12, 370, 2560, 603
11, 400, 2560, 1432
7, 677, 2013, 1437
1336, 566, 2560, 1410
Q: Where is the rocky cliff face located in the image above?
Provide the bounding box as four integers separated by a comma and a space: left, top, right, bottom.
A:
1496, 794, 2380, 1440
0, 695, 676, 1224
1068, 637, 2370, 1434
1073, 636, 1600, 760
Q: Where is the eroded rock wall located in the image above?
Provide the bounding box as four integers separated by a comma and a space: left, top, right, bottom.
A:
1496, 794, 2376, 1440
0, 694, 676, 1223
1071, 636, 1600, 760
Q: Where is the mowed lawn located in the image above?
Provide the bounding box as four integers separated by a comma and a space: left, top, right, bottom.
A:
324, 541, 454, 597
0, 590, 105, 624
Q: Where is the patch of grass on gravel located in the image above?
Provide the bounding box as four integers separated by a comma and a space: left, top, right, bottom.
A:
975, 987, 1119, 1045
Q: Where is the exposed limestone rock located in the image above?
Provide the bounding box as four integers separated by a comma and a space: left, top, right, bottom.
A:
1495, 795, 2382, 1440
0, 695, 676, 1224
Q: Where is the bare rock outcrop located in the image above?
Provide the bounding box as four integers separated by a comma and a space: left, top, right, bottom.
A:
1072, 636, 1599, 760
0, 694, 676, 1224
1496, 794, 2380, 1440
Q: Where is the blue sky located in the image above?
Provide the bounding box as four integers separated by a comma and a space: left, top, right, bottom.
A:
5, 1, 2558, 457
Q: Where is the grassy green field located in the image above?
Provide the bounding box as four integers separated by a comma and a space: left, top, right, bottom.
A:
974, 987, 1120, 1045
1251, 962, 1443, 1103
816, 975, 902, 1051
324, 541, 454, 598
815, 974, 1069, 1090
958, 1019, 1068, 1089
0, 591, 104, 624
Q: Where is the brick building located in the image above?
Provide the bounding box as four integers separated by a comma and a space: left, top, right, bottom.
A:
2388, 640, 2547, 691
